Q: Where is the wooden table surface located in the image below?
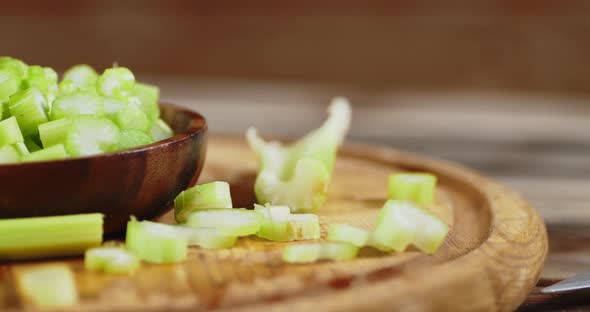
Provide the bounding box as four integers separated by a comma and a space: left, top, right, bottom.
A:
152, 77, 590, 311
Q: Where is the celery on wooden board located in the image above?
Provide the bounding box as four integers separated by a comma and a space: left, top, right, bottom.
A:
63, 64, 98, 90
150, 118, 174, 141
0, 213, 103, 260
8, 88, 48, 136
65, 116, 120, 156
85, 247, 140, 274
38, 118, 71, 147
0, 145, 20, 164
126, 217, 188, 264
14, 264, 78, 309
0, 116, 24, 146
119, 129, 153, 150
282, 242, 359, 263
388, 172, 437, 205
246, 97, 351, 213
22, 144, 68, 162
174, 181, 233, 223
255, 204, 320, 241
186, 209, 263, 237
371, 200, 449, 254
327, 224, 370, 247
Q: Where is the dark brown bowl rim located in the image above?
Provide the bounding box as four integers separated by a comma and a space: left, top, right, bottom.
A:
0, 102, 207, 168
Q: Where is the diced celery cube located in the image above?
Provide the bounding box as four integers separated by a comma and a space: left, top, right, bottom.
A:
63, 64, 98, 90
174, 181, 233, 223
0, 56, 27, 80
133, 82, 160, 121
13, 142, 29, 156
51, 92, 104, 120
114, 98, 149, 132
186, 209, 263, 237
14, 264, 78, 309
65, 117, 120, 156
150, 118, 174, 141
22, 65, 58, 105
119, 129, 153, 150
0, 145, 20, 164
8, 88, 48, 137
125, 217, 187, 264
0, 70, 18, 102
85, 247, 140, 274
327, 224, 370, 247
39, 118, 71, 148
97, 67, 135, 97
57, 79, 78, 96
388, 172, 437, 205
22, 144, 68, 162
0, 116, 24, 146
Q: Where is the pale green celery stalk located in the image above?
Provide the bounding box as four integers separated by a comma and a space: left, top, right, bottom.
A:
0, 116, 24, 146
327, 224, 370, 247
0, 213, 103, 260
282, 242, 359, 263
14, 264, 78, 309
370, 200, 449, 254
255, 204, 320, 241
186, 209, 263, 236
246, 97, 351, 213
388, 172, 437, 205
125, 217, 187, 264
22, 144, 68, 162
85, 247, 140, 274
174, 181, 233, 223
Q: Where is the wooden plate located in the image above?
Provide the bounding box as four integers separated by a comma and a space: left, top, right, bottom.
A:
2, 135, 548, 312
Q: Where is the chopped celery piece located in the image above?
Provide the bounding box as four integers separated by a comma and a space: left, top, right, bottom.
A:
0, 69, 18, 102
13, 142, 29, 156
114, 98, 149, 131
371, 200, 449, 254
63, 64, 98, 90
51, 92, 104, 119
8, 88, 48, 137
85, 247, 140, 274
38, 118, 71, 147
159, 223, 237, 249
97, 67, 135, 97
388, 172, 437, 205
327, 224, 370, 247
103, 96, 127, 118
22, 144, 68, 162
23, 65, 58, 104
255, 204, 320, 241
0, 145, 20, 164
65, 117, 120, 156
119, 129, 153, 150
58, 79, 78, 95
134, 82, 160, 121
24, 138, 41, 152
15, 264, 78, 309
0, 116, 24, 146
0, 56, 27, 80
186, 209, 263, 237
0, 213, 103, 259
150, 118, 174, 141
125, 217, 187, 264
282, 242, 359, 263
174, 181, 233, 223
246, 97, 351, 212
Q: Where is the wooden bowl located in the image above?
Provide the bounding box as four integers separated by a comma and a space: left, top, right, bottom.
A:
0, 103, 207, 234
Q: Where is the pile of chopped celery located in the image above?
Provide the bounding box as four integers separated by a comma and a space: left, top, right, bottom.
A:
0, 56, 173, 164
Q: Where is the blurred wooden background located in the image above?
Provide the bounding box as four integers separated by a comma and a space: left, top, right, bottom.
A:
2, 1, 590, 309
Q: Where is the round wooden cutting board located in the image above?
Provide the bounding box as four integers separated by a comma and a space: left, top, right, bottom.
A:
3, 135, 548, 312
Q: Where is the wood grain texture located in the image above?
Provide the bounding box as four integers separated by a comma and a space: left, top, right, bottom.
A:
0, 134, 547, 311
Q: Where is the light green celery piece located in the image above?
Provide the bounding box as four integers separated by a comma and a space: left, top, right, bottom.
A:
63, 64, 98, 90
15, 264, 78, 309
115, 98, 149, 131
22, 144, 68, 162
0, 213, 103, 259
97, 67, 135, 97
51, 92, 104, 120
0, 69, 19, 102
65, 117, 120, 156
134, 82, 160, 121
84, 247, 140, 274
22, 65, 58, 105
174, 181, 233, 223
186, 209, 263, 237
166, 224, 237, 249
408, 206, 449, 254
282, 242, 359, 263
8, 88, 48, 136
0, 145, 20, 163
24, 138, 41, 152
0, 116, 24, 146
0, 56, 28, 80
58, 79, 78, 96
1, 101, 9, 119
327, 224, 370, 247
119, 129, 153, 150
388, 172, 437, 205
125, 217, 187, 263
13, 142, 29, 156
286, 214, 321, 241
254, 204, 291, 241
103, 97, 127, 119
38, 118, 71, 147
246, 97, 351, 212
150, 118, 174, 142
